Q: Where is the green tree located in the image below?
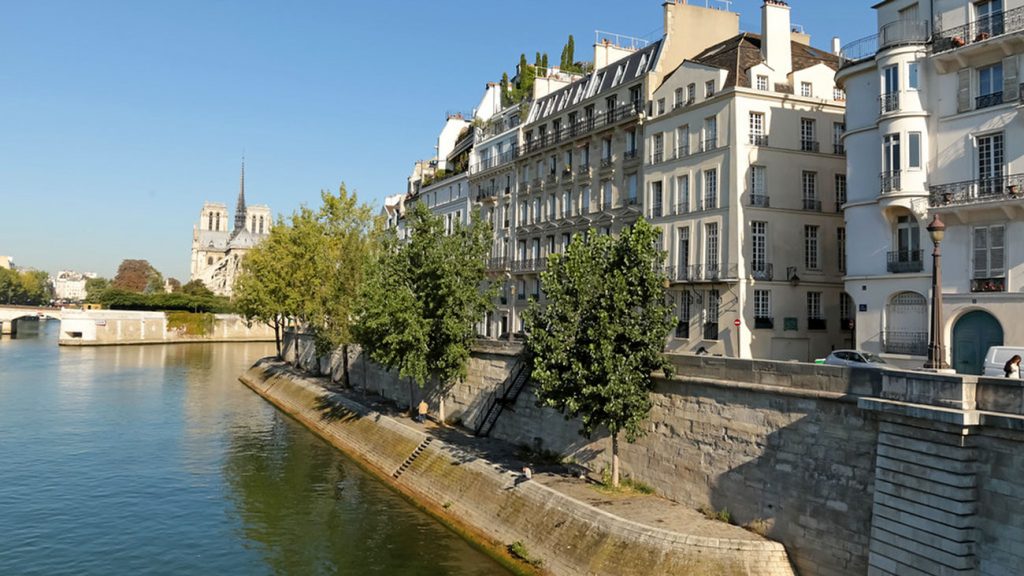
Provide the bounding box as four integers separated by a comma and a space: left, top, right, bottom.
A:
84, 277, 110, 302
112, 259, 155, 293
181, 279, 215, 298
145, 268, 165, 294
167, 277, 182, 292
523, 219, 674, 486
19, 270, 52, 304
355, 203, 494, 414
0, 267, 26, 304
234, 221, 292, 356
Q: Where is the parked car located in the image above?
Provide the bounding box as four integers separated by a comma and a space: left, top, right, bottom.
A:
982, 346, 1024, 377
818, 350, 890, 368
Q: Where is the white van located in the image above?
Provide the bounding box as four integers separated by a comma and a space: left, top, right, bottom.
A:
982, 346, 1024, 377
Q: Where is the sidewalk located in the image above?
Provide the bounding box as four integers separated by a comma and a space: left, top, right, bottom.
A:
325, 380, 766, 544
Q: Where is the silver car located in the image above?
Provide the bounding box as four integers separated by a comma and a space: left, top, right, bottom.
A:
820, 349, 889, 368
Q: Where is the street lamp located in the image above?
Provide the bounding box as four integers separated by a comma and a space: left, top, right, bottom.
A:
924, 214, 949, 370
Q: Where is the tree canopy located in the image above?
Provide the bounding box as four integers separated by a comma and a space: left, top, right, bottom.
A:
523, 219, 674, 486
0, 268, 52, 305
354, 202, 494, 390
112, 259, 161, 293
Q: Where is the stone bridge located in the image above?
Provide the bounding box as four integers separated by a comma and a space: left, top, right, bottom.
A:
0, 305, 61, 335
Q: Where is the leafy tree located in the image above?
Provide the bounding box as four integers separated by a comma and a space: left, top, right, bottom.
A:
84, 277, 110, 302
181, 279, 215, 298
234, 216, 293, 356
19, 270, 52, 304
523, 219, 674, 486
0, 267, 26, 304
355, 203, 494, 413
145, 268, 165, 294
167, 277, 182, 292
112, 259, 156, 293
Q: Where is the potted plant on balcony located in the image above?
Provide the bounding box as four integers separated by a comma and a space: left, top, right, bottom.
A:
975, 31, 991, 41
951, 35, 966, 47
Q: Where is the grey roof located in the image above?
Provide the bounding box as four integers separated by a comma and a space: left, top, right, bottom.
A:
197, 230, 230, 252
528, 40, 663, 124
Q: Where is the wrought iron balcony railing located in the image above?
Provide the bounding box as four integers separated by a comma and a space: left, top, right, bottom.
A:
934, 7, 1024, 54
881, 171, 901, 193
802, 198, 822, 211
749, 134, 769, 146
701, 138, 718, 153
880, 92, 900, 114
749, 194, 770, 208
676, 144, 690, 158
976, 91, 1004, 109
833, 143, 845, 155
800, 140, 820, 153
675, 202, 689, 214
750, 263, 773, 281
840, 20, 929, 65
887, 250, 924, 273
929, 173, 1024, 207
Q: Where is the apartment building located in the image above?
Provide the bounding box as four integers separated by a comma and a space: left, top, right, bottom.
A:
505, 0, 741, 336
838, 0, 1024, 374
403, 113, 473, 233
646, 0, 848, 361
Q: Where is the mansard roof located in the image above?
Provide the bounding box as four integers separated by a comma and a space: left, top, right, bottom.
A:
686, 33, 839, 90
528, 40, 663, 124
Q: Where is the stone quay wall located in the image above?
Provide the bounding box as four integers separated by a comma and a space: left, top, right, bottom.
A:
241, 359, 794, 576
58, 309, 275, 345
283, 332, 1024, 576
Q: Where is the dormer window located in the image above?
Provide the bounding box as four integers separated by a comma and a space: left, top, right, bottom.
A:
801, 82, 813, 97
756, 75, 769, 91
705, 80, 716, 97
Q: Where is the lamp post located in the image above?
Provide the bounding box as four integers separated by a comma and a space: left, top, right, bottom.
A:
924, 214, 949, 370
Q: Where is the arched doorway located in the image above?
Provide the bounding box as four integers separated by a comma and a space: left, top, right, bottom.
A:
883, 291, 928, 356
952, 310, 1003, 375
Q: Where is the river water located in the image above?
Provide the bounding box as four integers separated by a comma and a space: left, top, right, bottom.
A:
0, 322, 510, 576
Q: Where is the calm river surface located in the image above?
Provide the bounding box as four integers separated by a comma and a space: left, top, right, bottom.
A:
0, 322, 510, 576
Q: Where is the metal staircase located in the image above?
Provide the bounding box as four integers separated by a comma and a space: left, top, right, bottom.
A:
474, 356, 530, 437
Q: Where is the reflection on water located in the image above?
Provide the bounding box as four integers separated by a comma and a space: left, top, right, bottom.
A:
0, 322, 508, 576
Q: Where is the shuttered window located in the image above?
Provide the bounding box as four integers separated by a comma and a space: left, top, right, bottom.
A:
973, 224, 1005, 278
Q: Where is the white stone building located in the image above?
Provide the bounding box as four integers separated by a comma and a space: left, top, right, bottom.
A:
189, 163, 271, 297
646, 0, 849, 361
838, 0, 1024, 373
52, 270, 97, 302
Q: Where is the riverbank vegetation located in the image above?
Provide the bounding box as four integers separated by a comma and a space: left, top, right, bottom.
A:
0, 267, 52, 305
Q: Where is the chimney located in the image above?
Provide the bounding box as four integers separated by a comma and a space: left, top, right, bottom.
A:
832, 36, 841, 55
761, 0, 792, 77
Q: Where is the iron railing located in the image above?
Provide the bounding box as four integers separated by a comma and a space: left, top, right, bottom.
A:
750, 263, 773, 281
887, 250, 924, 273
929, 173, 1024, 207
881, 171, 901, 193
517, 102, 641, 156
803, 198, 822, 211
971, 277, 1006, 292
676, 144, 690, 158
976, 91, 1004, 109
882, 331, 928, 356
750, 194, 770, 207
749, 134, 769, 146
470, 149, 519, 174
880, 92, 900, 113
701, 138, 718, 153
934, 7, 1024, 53
840, 20, 930, 65
800, 140, 820, 153
833, 143, 845, 155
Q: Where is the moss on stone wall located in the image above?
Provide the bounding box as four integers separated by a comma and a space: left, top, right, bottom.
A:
166, 311, 215, 336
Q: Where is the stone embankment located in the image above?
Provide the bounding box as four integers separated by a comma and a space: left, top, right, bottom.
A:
240, 359, 796, 576
58, 309, 274, 345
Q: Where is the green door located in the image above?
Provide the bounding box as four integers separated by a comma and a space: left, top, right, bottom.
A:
952, 311, 1003, 375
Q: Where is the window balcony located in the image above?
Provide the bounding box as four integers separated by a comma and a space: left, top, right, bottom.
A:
476, 186, 500, 203
701, 138, 718, 153
879, 92, 899, 114
971, 277, 1006, 293
976, 91, 1004, 109
800, 140, 819, 153
749, 134, 769, 146
839, 20, 929, 66
486, 257, 510, 272
754, 316, 774, 330
933, 7, 1024, 54
749, 194, 770, 208
624, 149, 639, 161
703, 322, 719, 340
676, 144, 690, 158
833, 143, 845, 155
750, 263, 773, 281
651, 151, 664, 164
880, 171, 901, 193
886, 250, 924, 273
807, 318, 827, 331
674, 202, 689, 215
929, 173, 1024, 207
802, 198, 822, 211
577, 162, 591, 175
882, 331, 928, 356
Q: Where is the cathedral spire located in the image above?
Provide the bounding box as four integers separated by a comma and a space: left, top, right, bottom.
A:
234, 156, 247, 232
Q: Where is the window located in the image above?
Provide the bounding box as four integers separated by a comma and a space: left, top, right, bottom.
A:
215, 212, 220, 231
677, 226, 690, 273
703, 169, 717, 210
835, 174, 847, 210
581, 186, 591, 213
676, 125, 689, 156
651, 181, 663, 218
754, 290, 772, 328
207, 212, 213, 230
978, 132, 1005, 194
676, 175, 689, 213
519, 200, 527, 225
652, 133, 664, 163
802, 171, 818, 210
581, 146, 590, 167
973, 224, 1006, 287
756, 75, 769, 91
976, 0, 1005, 37
834, 87, 846, 101
807, 292, 824, 330
978, 63, 1004, 107
800, 81, 813, 97
883, 133, 901, 191
605, 96, 617, 122
601, 137, 612, 161
838, 227, 846, 273
704, 289, 720, 339
703, 116, 717, 151
751, 221, 767, 275
602, 180, 612, 209
531, 238, 541, 260
564, 150, 573, 171
800, 118, 816, 151
676, 293, 690, 338
629, 85, 642, 109
705, 79, 715, 97
533, 197, 541, 223
749, 112, 766, 145
840, 293, 853, 328
686, 83, 696, 104
207, 256, 213, 265
750, 165, 766, 205
626, 129, 637, 155
561, 233, 571, 252
657, 98, 666, 115
804, 225, 820, 270
705, 223, 719, 273
674, 87, 684, 108
547, 194, 556, 220
627, 173, 638, 204
908, 132, 921, 169
908, 62, 919, 90
561, 190, 570, 218
833, 122, 845, 154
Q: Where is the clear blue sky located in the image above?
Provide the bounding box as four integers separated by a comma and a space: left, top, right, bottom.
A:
0, 0, 874, 281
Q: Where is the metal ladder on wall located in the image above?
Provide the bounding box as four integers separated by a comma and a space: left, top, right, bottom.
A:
474, 356, 530, 437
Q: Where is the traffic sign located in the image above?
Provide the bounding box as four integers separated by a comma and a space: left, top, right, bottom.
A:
733, 319, 741, 327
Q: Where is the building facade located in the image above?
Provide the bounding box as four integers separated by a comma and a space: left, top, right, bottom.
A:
838, 0, 1024, 373
52, 270, 97, 302
189, 163, 271, 297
